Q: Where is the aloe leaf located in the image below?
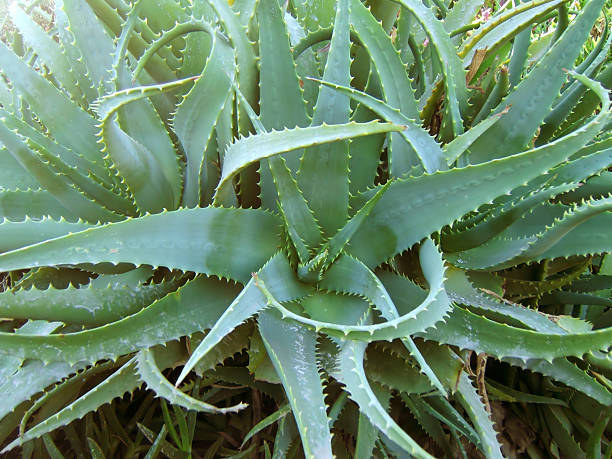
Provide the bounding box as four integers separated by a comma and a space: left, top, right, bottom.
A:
0, 321, 63, 385
95, 79, 196, 213
314, 79, 446, 173
9, 5, 83, 103
136, 348, 245, 414
445, 268, 565, 334
443, 111, 504, 166
460, 0, 565, 64
403, 395, 453, 452
534, 211, 612, 261
316, 181, 391, 270
441, 182, 575, 253
466, 0, 606, 163
320, 249, 447, 395
2, 359, 141, 453
444, 0, 482, 40
455, 373, 504, 459
331, 336, 435, 459
16, 358, 127, 441
0, 207, 281, 284
173, 27, 235, 208
539, 18, 611, 143
297, 0, 351, 237
423, 396, 482, 447
0, 276, 240, 365
143, 425, 167, 459
0, 43, 107, 176
234, 68, 321, 263
448, 195, 612, 270
586, 409, 611, 458
209, 0, 257, 132
365, 345, 434, 395
0, 217, 92, 252
423, 306, 612, 361
33, 145, 138, 218
262, 239, 450, 342
0, 190, 78, 222
391, 0, 469, 140
0, 121, 122, 223
214, 121, 404, 204
349, 74, 610, 268
355, 410, 380, 459
60, 0, 115, 94
258, 311, 334, 458
1, 108, 111, 182
0, 278, 181, 326
544, 405, 585, 458
269, 156, 322, 264
0, 360, 83, 420
0, 147, 39, 190
350, 0, 422, 173
257, 0, 310, 210
175, 254, 311, 386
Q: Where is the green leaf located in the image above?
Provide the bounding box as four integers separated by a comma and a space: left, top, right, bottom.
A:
535, 212, 612, 260
454, 373, 504, 459
392, 0, 469, 140
349, 75, 610, 267
460, 0, 565, 64
447, 195, 612, 270
209, 0, 258, 133
0, 190, 78, 222
257, 0, 310, 210
350, 0, 422, 173
258, 312, 334, 458
0, 42, 106, 176
60, 0, 115, 94
0, 277, 181, 326
298, 0, 351, 237
0, 276, 240, 365
0, 207, 281, 284
314, 79, 446, 173
173, 25, 235, 208
0, 120, 122, 223
136, 348, 246, 414
331, 334, 435, 459
214, 121, 404, 205
241, 404, 291, 448
0, 217, 91, 252
9, 5, 83, 103
423, 306, 612, 361
2, 358, 141, 453
175, 254, 311, 386
466, 0, 606, 163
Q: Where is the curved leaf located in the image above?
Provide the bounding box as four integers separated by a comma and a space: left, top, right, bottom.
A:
0, 207, 281, 284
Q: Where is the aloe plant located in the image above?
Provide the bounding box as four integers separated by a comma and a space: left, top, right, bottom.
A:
0, 0, 611, 456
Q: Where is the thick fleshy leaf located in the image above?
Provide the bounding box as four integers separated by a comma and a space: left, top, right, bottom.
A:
136, 348, 246, 413
0, 207, 281, 284
258, 311, 334, 458
214, 121, 404, 204
175, 254, 311, 386
298, 0, 351, 237
0, 276, 240, 365
349, 78, 610, 267
466, 0, 606, 162
173, 24, 235, 207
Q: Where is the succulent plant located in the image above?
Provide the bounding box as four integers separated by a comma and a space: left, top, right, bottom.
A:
0, 0, 611, 457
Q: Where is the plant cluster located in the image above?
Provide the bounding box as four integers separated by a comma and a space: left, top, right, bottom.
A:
0, 0, 611, 457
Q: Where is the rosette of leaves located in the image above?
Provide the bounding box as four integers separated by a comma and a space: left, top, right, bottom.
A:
0, 0, 611, 456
